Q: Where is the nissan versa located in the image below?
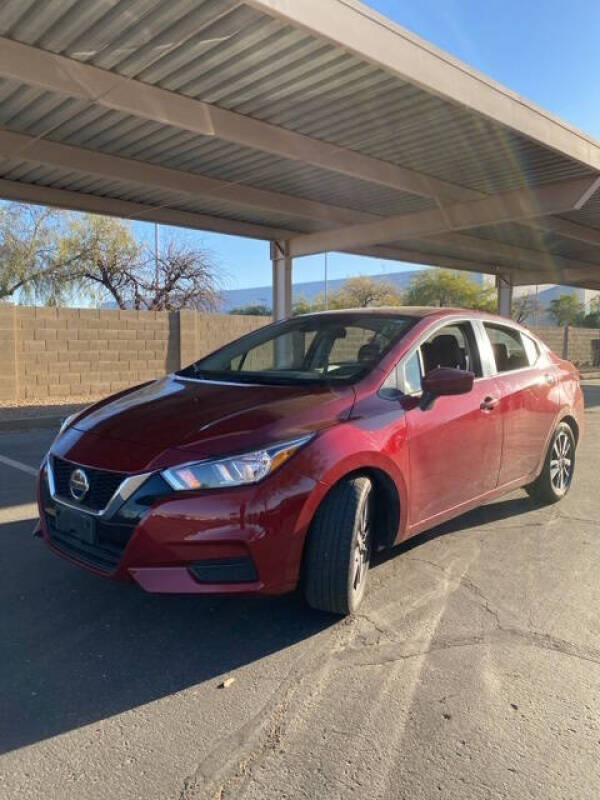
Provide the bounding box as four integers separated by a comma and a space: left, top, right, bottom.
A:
36, 308, 583, 614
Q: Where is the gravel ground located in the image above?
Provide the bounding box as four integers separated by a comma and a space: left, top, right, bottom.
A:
0, 398, 100, 421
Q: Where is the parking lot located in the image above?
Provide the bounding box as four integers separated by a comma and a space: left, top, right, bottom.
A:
1, 384, 599, 800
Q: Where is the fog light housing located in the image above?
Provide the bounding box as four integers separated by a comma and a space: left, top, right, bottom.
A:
188, 557, 258, 583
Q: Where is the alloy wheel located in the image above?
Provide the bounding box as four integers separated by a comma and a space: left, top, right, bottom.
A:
550, 431, 573, 493
352, 492, 372, 600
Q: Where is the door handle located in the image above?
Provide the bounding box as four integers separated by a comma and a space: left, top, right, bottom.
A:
480, 396, 499, 411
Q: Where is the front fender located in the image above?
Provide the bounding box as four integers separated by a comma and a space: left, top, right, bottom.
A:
290, 412, 410, 546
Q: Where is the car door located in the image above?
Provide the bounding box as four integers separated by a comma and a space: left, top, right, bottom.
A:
480, 322, 560, 485
401, 320, 503, 528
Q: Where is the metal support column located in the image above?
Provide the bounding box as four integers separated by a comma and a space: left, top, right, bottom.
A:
271, 240, 292, 320
496, 273, 513, 318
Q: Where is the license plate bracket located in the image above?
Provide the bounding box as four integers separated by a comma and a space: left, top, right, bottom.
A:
55, 505, 97, 545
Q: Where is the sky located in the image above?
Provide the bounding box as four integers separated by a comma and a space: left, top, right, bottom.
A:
134, 0, 600, 293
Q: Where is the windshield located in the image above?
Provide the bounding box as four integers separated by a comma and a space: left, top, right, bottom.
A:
178, 313, 416, 385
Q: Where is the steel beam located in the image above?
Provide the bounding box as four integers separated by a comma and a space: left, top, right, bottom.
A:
271, 241, 293, 321
248, 0, 600, 172
561, 267, 600, 286
0, 178, 295, 241
0, 129, 377, 226
289, 176, 600, 257
428, 231, 600, 278
347, 244, 488, 274
0, 36, 470, 203
507, 268, 600, 290
526, 216, 600, 248
497, 275, 513, 318
3, 36, 600, 255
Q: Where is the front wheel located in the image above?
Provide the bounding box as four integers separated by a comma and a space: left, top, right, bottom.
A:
304, 476, 373, 615
526, 421, 575, 504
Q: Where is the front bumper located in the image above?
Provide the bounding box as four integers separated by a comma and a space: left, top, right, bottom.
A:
37, 458, 318, 595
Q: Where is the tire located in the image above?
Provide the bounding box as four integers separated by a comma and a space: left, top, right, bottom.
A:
304, 476, 373, 615
526, 421, 576, 505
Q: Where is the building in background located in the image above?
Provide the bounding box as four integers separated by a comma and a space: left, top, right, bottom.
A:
513, 284, 600, 324
222, 269, 600, 322
221, 269, 425, 311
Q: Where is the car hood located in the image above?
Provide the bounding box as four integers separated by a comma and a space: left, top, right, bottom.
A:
56, 375, 354, 472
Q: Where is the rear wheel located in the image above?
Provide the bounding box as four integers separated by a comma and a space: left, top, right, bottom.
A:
304, 476, 373, 615
526, 421, 575, 504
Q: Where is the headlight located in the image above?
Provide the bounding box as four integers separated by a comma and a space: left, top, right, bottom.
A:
162, 435, 313, 491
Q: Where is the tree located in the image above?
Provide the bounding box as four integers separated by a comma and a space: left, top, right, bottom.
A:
512, 292, 543, 324
403, 269, 496, 311
59, 214, 222, 310
292, 293, 325, 315
292, 295, 313, 316
140, 240, 223, 311
0, 203, 70, 303
326, 275, 403, 309
582, 311, 600, 328
229, 304, 272, 316
582, 296, 600, 328
547, 294, 585, 327
58, 214, 141, 309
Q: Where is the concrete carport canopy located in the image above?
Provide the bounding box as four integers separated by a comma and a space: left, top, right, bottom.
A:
1, 0, 600, 318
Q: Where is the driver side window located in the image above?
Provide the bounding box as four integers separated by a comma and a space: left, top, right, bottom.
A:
380, 321, 481, 399
421, 322, 481, 377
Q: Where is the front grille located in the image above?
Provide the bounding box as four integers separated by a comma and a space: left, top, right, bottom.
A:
42, 480, 136, 573
52, 457, 126, 511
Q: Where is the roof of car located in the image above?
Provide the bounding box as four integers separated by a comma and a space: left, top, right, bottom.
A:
303, 305, 532, 329
306, 306, 448, 316
306, 306, 484, 319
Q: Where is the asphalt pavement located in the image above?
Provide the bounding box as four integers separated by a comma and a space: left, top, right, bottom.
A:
1, 384, 600, 799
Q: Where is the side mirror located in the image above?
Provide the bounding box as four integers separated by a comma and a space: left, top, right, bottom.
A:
419, 367, 474, 410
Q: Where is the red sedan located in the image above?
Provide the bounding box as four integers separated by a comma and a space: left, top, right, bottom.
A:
36, 308, 583, 615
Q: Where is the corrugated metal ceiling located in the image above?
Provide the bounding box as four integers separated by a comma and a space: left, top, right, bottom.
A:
0, 76, 435, 219
560, 190, 600, 233
0, 155, 327, 233
0, 0, 598, 286
453, 221, 600, 266
0, 0, 591, 196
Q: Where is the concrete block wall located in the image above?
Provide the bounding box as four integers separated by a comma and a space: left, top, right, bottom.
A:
3, 310, 596, 405
1, 306, 271, 403
532, 326, 600, 365
530, 326, 567, 359
179, 310, 270, 368
563, 327, 600, 365
0, 305, 17, 400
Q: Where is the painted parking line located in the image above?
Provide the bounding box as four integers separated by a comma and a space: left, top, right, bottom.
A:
0, 502, 39, 524
0, 454, 38, 477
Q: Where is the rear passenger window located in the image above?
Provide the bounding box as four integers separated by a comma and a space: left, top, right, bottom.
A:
484, 324, 529, 373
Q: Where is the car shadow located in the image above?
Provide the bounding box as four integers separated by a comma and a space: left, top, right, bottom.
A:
0, 518, 334, 755
0, 493, 544, 755
372, 493, 535, 569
